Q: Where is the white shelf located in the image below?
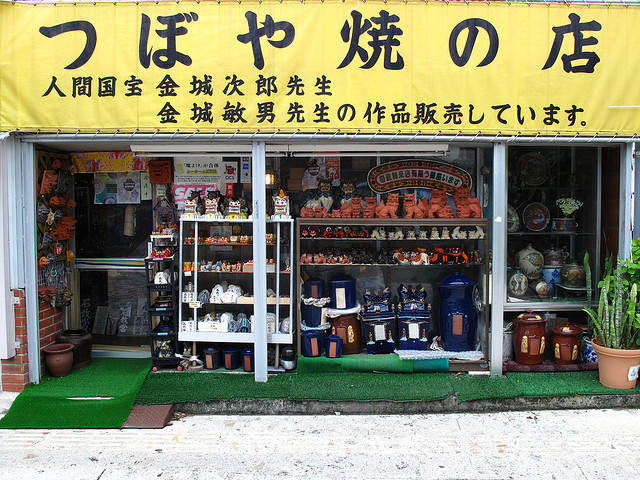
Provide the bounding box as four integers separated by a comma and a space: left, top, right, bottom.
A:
178, 331, 293, 344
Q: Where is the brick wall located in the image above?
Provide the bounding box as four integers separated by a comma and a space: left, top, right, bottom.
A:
0, 289, 65, 392
1, 290, 27, 392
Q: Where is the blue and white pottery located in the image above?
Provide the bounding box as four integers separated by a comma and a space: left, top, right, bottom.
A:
541, 267, 562, 294
583, 338, 598, 363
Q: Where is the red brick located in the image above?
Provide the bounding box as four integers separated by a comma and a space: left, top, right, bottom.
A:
1, 363, 27, 374
2, 384, 26, 392
2, 353, 27, 365
15, 325, 26, 336
2, 373, 29, 384
14, 307, 26, 318
39, 317, 53, 328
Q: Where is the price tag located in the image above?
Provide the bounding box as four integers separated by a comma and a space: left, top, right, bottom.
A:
628, 365, 640, 381
189, 300, 201, 309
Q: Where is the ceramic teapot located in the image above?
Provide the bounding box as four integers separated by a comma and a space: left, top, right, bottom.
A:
543, 246, 568, 266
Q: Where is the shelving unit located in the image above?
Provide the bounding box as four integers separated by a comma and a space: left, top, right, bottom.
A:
178, 216, 294, 368
296, 217, 490, 368
144, 232, 180, 369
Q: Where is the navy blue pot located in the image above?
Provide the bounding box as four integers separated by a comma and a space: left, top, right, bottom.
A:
242, 348, 254, 372
325, 335, 343, 358
437, 274, 478, 352
222, 347, 241, 370
301, 330, 322, 357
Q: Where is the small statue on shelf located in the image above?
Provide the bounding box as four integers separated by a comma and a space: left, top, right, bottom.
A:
204, 190, 222, 217
375, 192, 400, 218
453, 187, 482, 218
272, 190, 291, 219
403, 192, 427, 218
426, 189, 453, 218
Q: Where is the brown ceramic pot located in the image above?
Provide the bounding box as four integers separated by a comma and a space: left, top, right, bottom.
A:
57, 329, 93, 369
330, 313, 361, 355
513, 313, 547, 365
43, 343, 74, 377
551, 322, 583, 365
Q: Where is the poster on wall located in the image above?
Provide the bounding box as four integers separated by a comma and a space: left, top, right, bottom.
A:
116, 172, 141, 204
94, 173, 118, 204
172, 184, 220, 211
173, 157, 238, 185
140, 172, 152, 201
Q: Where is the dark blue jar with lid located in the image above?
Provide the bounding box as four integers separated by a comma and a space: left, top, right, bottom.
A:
437, 274, 478, 352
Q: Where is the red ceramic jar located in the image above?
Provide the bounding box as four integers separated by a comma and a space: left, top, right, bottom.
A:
513, 313, 547, 365
551, 322, 583, 365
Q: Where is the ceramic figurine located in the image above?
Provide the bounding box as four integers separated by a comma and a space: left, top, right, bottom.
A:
375, 192, 400, 218
183, 191, 200, 217
441, 226, 450, 240
272, 190, 291, 219
453, 187, 482, 218
418, 228, 429, 240
451, 226, 467, 239
338, 178, 357, 205
406, 228, 417, 240
204, 191, 222, 217
430, 227, 440, 240
427, 189, 453, 218
362, 196, 377, 218
468, 226, 485, 239
316, 178, 335, 212
403, 192, 427, 218
227, 198, 247, 219
508, 268, 529, 297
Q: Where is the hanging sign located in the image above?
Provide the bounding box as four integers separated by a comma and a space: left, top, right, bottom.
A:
367, 159, 472, 195
1, 2, 640, 136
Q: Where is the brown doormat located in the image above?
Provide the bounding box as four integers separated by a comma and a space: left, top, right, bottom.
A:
121, 404, 175, 429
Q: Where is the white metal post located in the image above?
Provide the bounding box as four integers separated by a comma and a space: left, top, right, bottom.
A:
21, 142, 40, 384
620, 143, 634, 259
490, 142, 507, 377
0, 135, 16, 360
252, 141, 268, 382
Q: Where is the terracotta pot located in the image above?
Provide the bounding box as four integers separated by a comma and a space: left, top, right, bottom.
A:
513, 313, 547, 365
43, 343, 74, 377
551, 322, 582, 365
592, 340, 640, 389
57, 329, 93, 369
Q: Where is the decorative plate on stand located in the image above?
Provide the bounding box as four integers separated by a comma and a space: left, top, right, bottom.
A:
517, 153, 550, 186
523, 202, 550, 231
507, 205, 520, 232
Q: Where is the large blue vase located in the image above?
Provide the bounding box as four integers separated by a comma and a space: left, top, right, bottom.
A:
437, 273, 478, 352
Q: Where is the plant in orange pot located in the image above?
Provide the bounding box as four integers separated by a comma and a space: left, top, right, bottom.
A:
584, 247, 640, 389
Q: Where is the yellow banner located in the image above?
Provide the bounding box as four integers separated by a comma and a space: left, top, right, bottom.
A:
1, 1, 639, 136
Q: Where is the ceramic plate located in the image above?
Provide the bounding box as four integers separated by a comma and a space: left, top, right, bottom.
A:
517, 152, 550, 186
507, 205, 520, 232
523, 202, 550, 231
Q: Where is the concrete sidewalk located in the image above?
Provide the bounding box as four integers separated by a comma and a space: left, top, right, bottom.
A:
0, 406, 638, 479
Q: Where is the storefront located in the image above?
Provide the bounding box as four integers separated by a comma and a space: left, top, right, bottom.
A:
0, 0, 638, 390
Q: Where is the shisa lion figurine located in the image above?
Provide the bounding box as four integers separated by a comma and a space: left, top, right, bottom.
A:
340, 196, 361, 218
183, 191, 201, 217
272, 190, 291, 219
403, 192, 427, 218
454, 187, 482, 218
425, 189, 453, 218
362, 196, 377, 218
375, 192, 400, 218
204, 191, 222, 217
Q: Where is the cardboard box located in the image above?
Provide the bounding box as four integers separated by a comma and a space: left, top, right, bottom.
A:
287, 167, 305, 191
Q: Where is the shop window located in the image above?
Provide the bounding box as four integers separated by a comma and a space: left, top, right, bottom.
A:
506, 146, 599, 304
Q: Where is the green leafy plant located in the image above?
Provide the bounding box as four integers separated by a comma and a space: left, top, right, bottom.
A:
583, 242, 640, 349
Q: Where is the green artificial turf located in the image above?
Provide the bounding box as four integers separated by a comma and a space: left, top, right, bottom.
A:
0, 358, 151, 429
134, 369, 640, 406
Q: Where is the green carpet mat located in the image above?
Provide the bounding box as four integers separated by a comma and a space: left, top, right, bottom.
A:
0, 358, 151, 429
134, 370, 640, 405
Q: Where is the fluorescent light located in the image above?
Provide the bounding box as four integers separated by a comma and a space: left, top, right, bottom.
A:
134, 152, 284, 158
130, 143, 284, 153
286, 143, 449, 153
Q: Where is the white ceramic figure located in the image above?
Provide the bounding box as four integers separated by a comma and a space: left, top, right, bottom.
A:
441, 227, 450, 239
430, 227, 440, 240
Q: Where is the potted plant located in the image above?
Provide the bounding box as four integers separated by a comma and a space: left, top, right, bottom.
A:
583, 244, 640, 389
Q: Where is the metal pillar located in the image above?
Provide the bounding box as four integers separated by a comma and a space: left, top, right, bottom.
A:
619, 143, 634, 259
490, 142, 507, 377
252, 141, 268, 382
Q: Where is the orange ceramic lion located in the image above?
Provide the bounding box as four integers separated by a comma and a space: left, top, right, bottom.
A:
426, 189, 453, 218
403, 193, 427, 218
375, 193, 400, 218
454, 187, 482, 218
